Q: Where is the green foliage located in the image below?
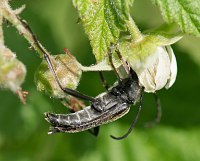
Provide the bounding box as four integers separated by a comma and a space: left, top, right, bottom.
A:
1, 0, 200, 161
152, 0, 200, 37
73, 0, 133, 61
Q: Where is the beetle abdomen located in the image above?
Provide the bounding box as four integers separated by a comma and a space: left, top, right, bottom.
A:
45, 102, 130, 134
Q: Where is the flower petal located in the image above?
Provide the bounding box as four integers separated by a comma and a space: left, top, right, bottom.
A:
138, 46, 171, 92
165, 46, 177, 89
155, 47, 171, 90
139, 69, 156, 92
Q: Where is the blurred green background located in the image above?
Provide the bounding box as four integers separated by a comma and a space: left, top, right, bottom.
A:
1, 0, 200, 161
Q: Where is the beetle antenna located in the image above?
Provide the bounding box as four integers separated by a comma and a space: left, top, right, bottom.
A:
110, 87, 144, 140
19, 18, 97, 103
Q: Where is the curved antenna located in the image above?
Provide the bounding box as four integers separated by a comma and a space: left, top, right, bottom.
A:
19, 19, 96, 103
110, 87, 144, 140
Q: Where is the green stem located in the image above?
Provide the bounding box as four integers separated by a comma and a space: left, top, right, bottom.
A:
127, 16, 143, 42
2, 1, 49, 58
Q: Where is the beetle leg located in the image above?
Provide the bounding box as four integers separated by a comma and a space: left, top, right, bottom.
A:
88, 126, 100, 137
108, 47, 123, 85
144, 92, 162, 127
99, 71, 109, 91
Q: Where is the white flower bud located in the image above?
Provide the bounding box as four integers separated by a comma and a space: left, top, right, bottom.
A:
138, 46, 177, 92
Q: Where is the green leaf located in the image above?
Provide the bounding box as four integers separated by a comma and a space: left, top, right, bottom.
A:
73, 0, 133, 62
152, 0, 200, 37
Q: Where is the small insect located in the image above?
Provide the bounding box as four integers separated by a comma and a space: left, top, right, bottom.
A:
20, 19, 161, 140
44, 47, 144, 140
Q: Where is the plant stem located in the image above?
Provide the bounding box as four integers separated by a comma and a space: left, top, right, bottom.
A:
1, 1, 50, 58
127, 16, 143, 42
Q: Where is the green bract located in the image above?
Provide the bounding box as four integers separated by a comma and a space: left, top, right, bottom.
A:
119, 28, 183, 75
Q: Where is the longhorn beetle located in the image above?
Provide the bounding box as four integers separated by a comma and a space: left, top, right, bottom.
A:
20, 18, 161, 140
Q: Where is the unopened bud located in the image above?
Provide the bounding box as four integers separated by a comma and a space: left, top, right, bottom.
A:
35, 53, 82, 98
0, 46, 26, 92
